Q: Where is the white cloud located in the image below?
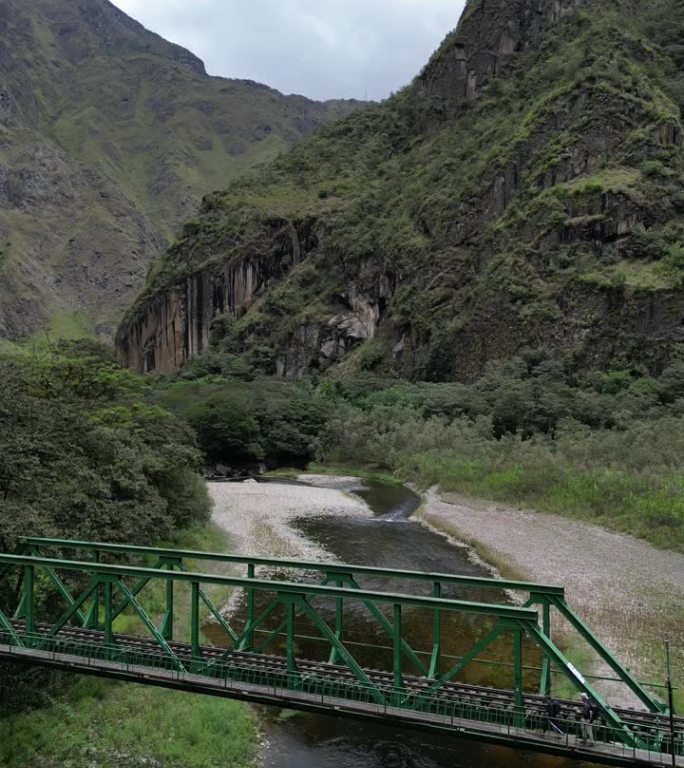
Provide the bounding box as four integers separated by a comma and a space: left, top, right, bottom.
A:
111, 0, 465, 101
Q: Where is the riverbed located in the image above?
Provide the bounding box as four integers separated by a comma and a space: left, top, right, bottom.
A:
209, 476, 614, 768
420, 488, 684, 702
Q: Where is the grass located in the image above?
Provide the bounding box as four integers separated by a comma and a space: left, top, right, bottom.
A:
303, 462, 403, 486
401, 453, 684, 553
0, 679, 257, 768
265, 462, 403, 488
0, 523, 259, 768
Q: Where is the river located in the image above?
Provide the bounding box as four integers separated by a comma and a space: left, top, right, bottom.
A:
210, 476, 601, 768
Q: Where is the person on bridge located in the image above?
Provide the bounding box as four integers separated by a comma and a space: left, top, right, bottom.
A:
579, 693, 599, 742
545, 696, 563, 737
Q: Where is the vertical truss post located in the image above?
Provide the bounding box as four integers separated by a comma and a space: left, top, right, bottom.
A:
513, 628, 525, 728
285, 596, 298, 679
159, 557, 181, 642
103, 578, 114, 658
429, 581, 442, 678
539, 599, 552, 696
161, 575, 174, 642
332, 590, 344, 665
297, 596, 385, 705
190, 580, 202, 670
244, 563, 255, 652
88, 552, 101, 628
333, 573, 428, 677
322, 572, 345, 664
393, 603, 404, 692
83, 590, 99, 630
23, 564, 35, 637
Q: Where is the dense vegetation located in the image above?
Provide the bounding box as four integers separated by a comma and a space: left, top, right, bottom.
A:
155, 341, 684, 552
0, 342, 210, 705
0, 344, 260, 768
0, 342, 211, 554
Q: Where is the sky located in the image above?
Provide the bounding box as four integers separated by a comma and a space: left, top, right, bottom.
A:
110, 0, 466, 102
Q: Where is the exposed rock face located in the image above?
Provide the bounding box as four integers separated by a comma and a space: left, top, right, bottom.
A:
414, 0, 589, 122
0, 0, 361, 340
118, 0, 684, 381
119, 265, 265, 374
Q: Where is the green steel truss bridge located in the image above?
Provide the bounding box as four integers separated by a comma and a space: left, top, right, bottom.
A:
0, 537, 681, 767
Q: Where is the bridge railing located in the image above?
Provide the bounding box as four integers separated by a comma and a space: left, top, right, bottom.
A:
0, 626, 681, 764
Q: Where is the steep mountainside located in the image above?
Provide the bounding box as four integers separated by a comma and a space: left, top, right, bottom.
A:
118, 0, 684, 380
0, 0, 359, 339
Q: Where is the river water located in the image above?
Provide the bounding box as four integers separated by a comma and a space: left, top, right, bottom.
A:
234, 478, 600, 768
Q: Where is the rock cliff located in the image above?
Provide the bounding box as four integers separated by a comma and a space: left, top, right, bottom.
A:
118, 0, 684, 381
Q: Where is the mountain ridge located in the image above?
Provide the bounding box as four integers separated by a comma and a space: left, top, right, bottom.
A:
117, 0, 684, 381
0, 0, 360, 340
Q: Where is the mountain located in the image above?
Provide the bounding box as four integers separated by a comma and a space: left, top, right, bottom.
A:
117, 0, 684, 381
0, 0, 360, 340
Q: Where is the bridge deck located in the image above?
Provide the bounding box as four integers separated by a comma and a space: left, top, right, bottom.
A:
3, 623, 682, 768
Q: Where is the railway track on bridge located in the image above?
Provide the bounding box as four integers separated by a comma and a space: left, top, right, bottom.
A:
17, 621, 683, 735
4, 620, 682, 768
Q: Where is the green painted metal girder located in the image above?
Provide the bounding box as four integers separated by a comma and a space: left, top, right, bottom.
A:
20, 537, 565, 597
297, 595, 385, 705
1, 546, 666, 755
522, 620, 640, 748
116, 580, 185, 672
174, 562, 239, 645
548, 595, 666, 714
324, 573, 428, 676
427, 623, 506, 694
41, 565, 88, 626
47, 578, 99, 639
0, 607, 23, 647
0, 553, 540, 622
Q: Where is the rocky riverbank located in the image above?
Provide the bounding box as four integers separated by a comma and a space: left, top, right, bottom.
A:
209, 478, 371, 561
420, 487, 684, 707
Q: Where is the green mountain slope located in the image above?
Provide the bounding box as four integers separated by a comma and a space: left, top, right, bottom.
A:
118, 0, 684, 380
0, 0, 359, 339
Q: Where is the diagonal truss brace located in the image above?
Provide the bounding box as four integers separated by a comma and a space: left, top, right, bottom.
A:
426, 622, 507, 696
0, 607, 23, 647
322, 572, 428, 677
522, 619, 640, 748
115, 579, 185, 672
548, 595, 666, 714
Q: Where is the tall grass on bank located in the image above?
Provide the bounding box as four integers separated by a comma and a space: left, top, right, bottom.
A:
401, 452, 684, 550
323, 411, 684, 552
0, 679, 256, 768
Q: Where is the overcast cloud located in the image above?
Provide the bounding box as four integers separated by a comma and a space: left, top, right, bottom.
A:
110, 0, 466, 101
